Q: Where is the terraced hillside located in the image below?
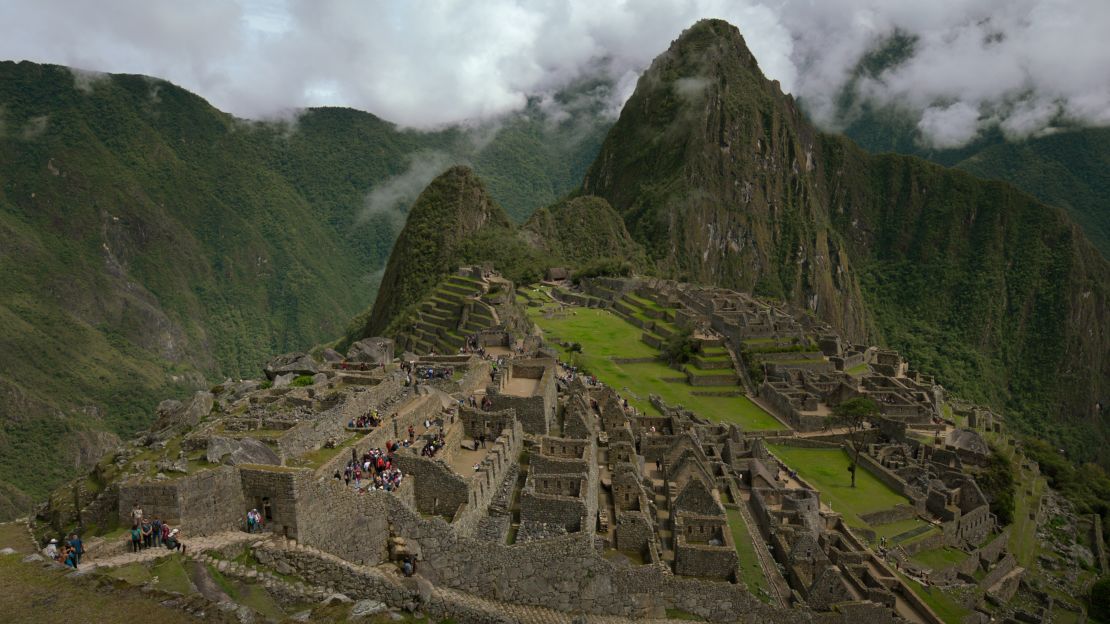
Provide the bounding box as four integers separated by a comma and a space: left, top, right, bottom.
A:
522, 286, 782, 431
391, 272, 504, 355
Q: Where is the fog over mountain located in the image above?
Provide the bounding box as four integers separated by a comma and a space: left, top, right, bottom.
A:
2, 0, 1108, 147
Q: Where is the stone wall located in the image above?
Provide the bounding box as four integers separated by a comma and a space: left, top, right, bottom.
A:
394, 454, 470, 518
673, 516, 737, 580
118, 481, 182, 528
859, 504, 917, 526
239, 466, 304, 538
459, 407, 515, 440
294, 478, 391, 566
615, 509, 655, 553
176, 466, 247, 536
485, 360, 556, 435
486, 394, 549, 435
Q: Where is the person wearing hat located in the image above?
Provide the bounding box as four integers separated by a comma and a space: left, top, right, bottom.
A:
43, 538, 58, 560
164, 527, 185, 554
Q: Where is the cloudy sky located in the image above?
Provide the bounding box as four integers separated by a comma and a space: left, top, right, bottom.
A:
1, 0, 1108, 147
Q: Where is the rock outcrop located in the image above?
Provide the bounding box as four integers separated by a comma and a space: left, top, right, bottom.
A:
206, 436, 281, 466
264, 353, 319, 381
346, 338, 395, 364
151, 391, 215, 432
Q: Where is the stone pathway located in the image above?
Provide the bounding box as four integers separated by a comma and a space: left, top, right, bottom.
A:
82, 530, 257, 570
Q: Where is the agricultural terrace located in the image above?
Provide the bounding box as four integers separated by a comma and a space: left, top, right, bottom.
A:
525, 299, 782, 430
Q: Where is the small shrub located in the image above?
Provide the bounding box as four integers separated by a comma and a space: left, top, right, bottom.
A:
290, 375, 315, 387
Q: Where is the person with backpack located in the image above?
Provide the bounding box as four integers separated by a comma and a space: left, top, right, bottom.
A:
246, 509, 256, 533
129, 524, 142, 553
68, 533, 84, 565
151, 518, 162, 547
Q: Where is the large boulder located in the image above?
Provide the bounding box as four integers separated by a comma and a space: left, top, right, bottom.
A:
151, 391, 214, 432
206, 436, 280, 466
263, 352, 318, 380
346, 338, 395, 365
321, 348, 344, 363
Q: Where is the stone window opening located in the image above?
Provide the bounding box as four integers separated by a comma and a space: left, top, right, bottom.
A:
262, 497, 273, 521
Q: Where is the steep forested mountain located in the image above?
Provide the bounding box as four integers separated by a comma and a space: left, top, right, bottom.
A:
578, 20, 1109, 462
0, 61, 607, 514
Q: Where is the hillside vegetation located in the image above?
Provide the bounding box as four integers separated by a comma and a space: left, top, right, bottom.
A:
0, 61, 606, 514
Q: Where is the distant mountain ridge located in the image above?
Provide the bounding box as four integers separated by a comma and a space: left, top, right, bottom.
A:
0, 60, 608, 515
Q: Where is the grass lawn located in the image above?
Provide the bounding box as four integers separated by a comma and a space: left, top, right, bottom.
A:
767, 445, 924, 531
530, 306, 783, 430
845, 363, 870, 376
897, 571, 973, 623
910, 546, 969, 570
872, 517, 927, 541
0, 522, 32, 553
1009, 460, 1046, 566
0, 552, 200, 623
151, 557, 194, 594
726, 508, 772, 602
289, 434, 361, 470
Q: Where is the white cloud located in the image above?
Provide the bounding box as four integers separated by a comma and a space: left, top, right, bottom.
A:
0, 0, 1106, 145
359, 151, 459, 226
917, 102, 981, 148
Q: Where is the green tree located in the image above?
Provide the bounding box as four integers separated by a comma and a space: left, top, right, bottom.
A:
661, 328, 698, 366
832, 397, 880, 488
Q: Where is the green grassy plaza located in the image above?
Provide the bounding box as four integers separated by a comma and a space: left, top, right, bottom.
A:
767, 445, 930, 535
525, 303, 783, 430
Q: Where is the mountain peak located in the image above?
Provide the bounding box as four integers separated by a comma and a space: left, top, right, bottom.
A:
362, 166, 511, 337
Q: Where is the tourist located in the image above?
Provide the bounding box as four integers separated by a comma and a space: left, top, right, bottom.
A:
68, 533, 84, 564
141, 518, 153, 549
43, 538, 59, 560
401, 555, 414, 577
161, 522, 171, 545
165, 528, 185, 554
131, 503, 143, 526
152, 517, 163, 547
129, 524, 142, 553
246, 509, 257, 533
63, 543, 78, 569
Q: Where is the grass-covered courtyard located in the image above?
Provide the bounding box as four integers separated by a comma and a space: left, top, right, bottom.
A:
526, 303, 783, 430
767, 445, 929, 534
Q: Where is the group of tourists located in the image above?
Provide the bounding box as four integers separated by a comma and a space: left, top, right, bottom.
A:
348, 408, 381, 429
417, 365, 455, 381
334, 444, 405, 492
245, 508, 265, 533
420, 431, 447, 457
42, 534, 83, 569
128, 504, 185, 554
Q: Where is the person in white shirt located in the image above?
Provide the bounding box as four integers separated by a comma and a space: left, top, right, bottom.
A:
43, 538, 58, 560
